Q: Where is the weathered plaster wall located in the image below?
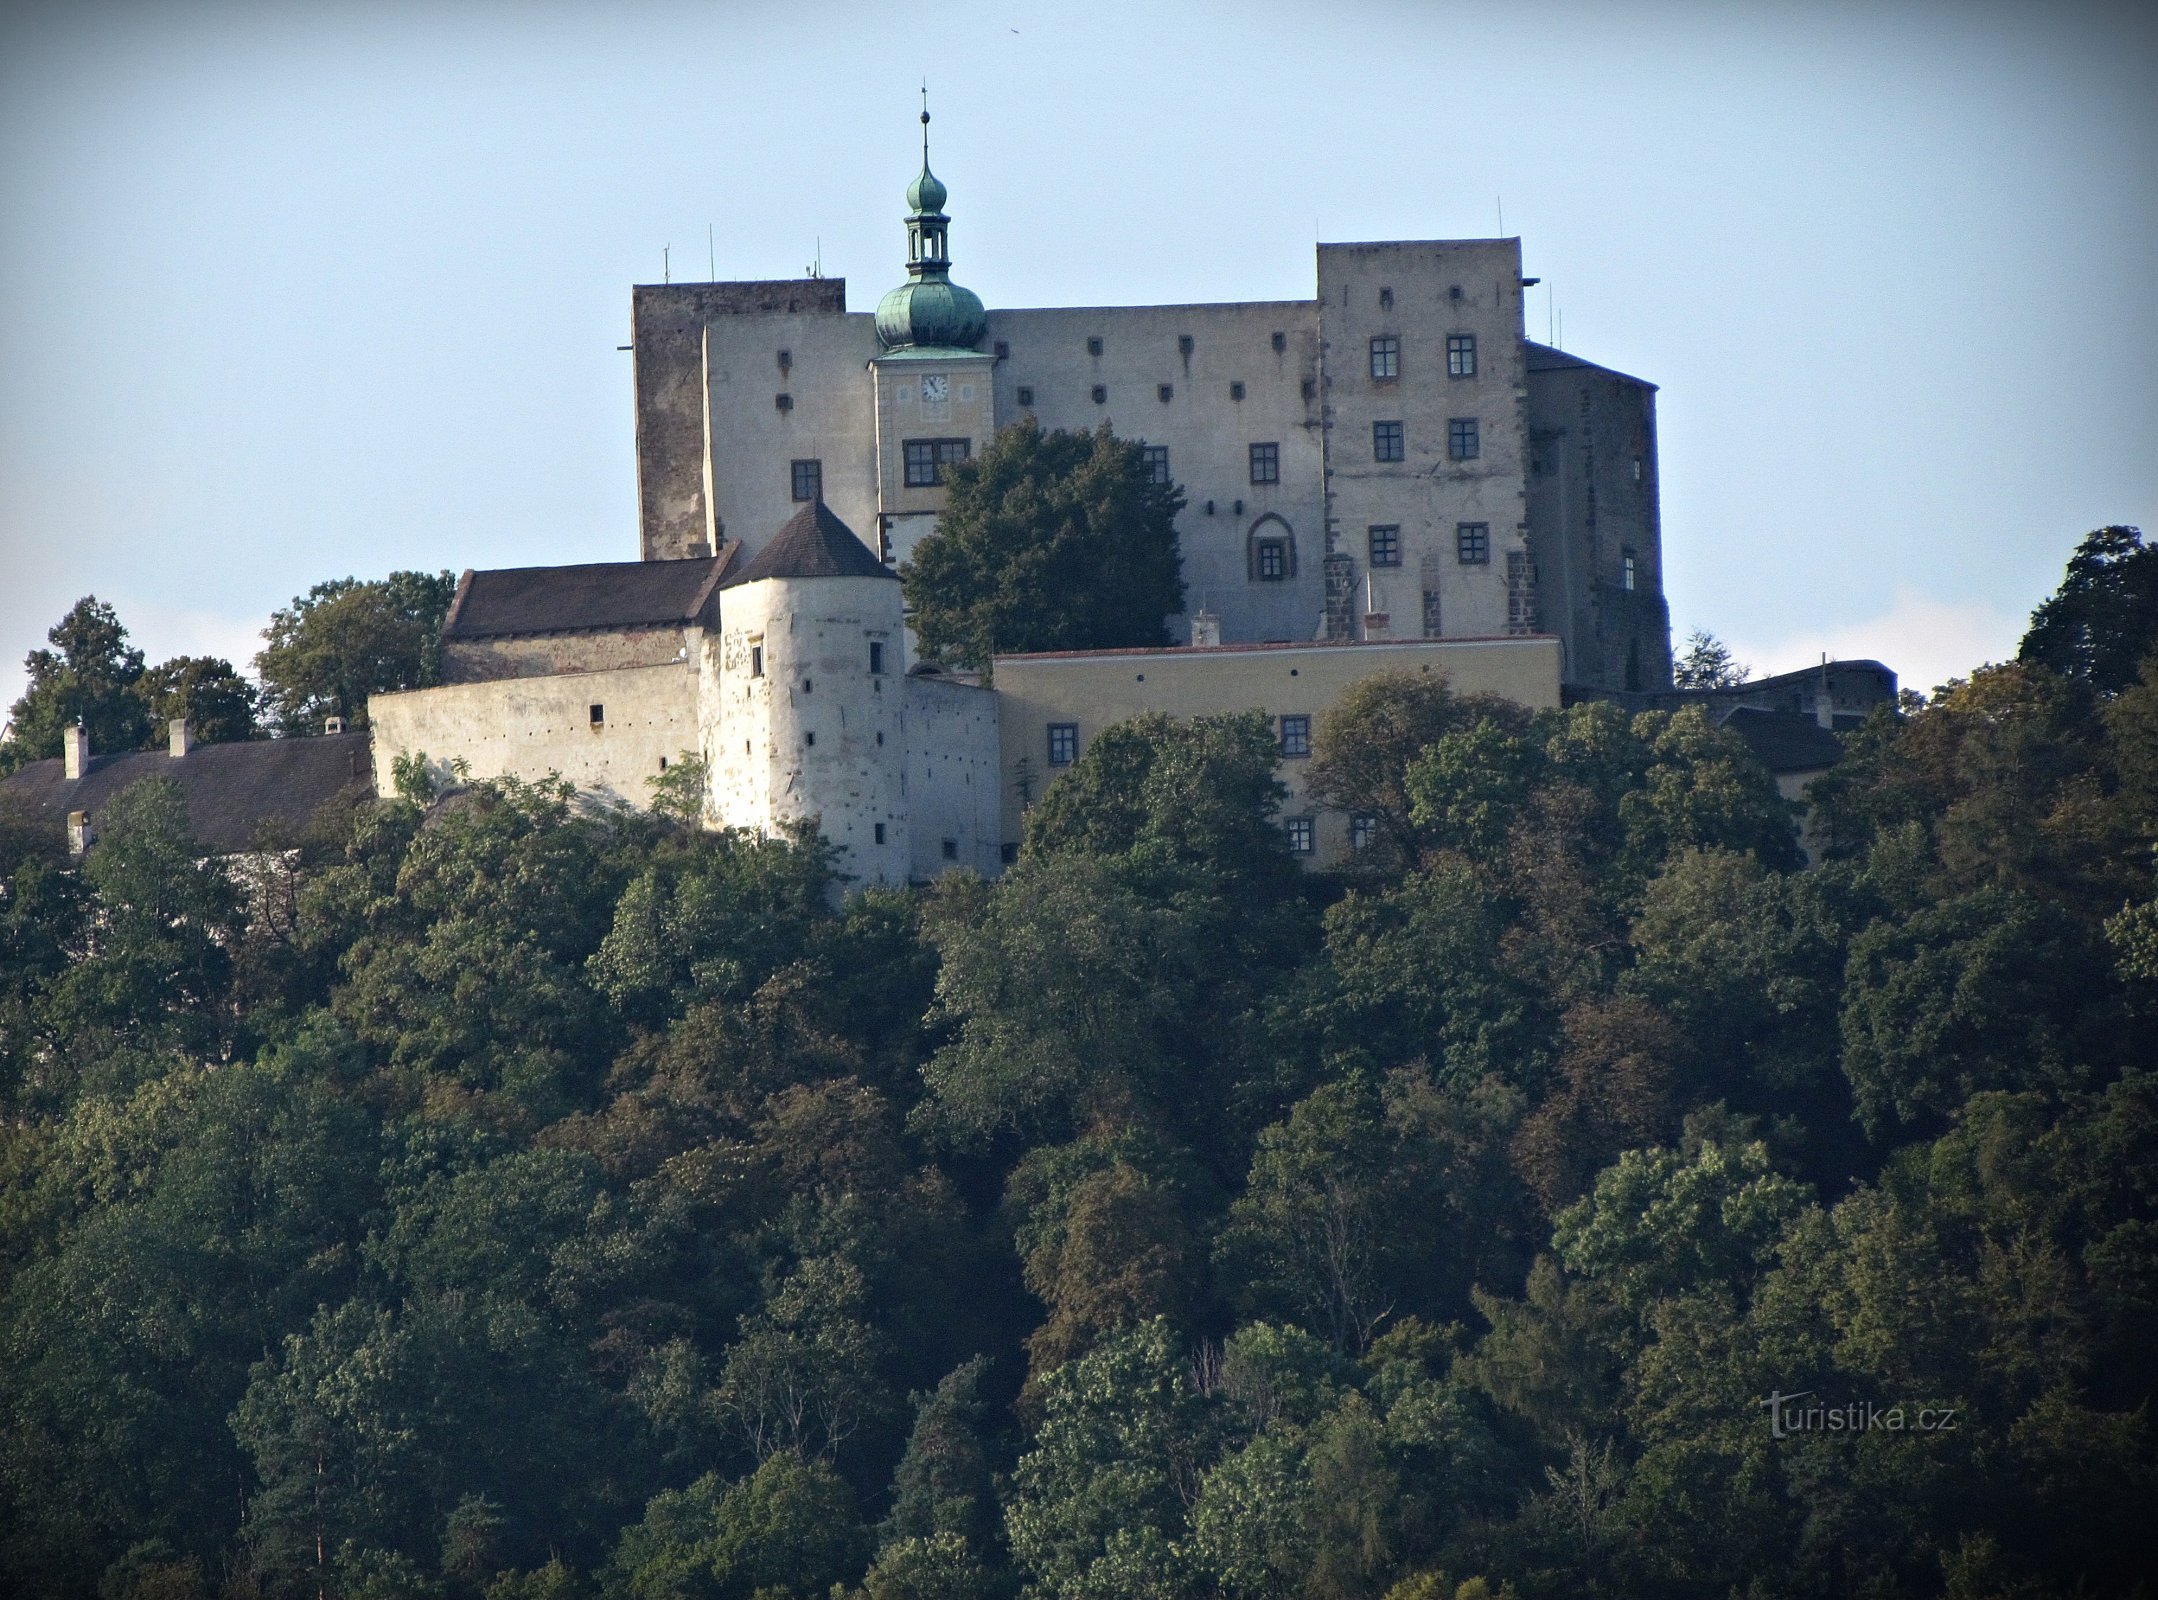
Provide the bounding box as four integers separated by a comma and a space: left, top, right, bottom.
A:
1317, 240, 1533, 644
702, 308, 883, 563
443, 626, 700, 684
368, 664, 697, 807
703, 575, 911, 887
985, 301, 1326, 646
1525, 353, 1670, 691
993, 634, 1562, 865
905, 673, 1001, 880
633, 279, 851, 562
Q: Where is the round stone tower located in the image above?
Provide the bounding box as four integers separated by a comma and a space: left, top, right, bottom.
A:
702, 501, 910, 888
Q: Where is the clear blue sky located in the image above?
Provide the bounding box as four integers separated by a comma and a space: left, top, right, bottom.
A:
3, 0, 2153, 716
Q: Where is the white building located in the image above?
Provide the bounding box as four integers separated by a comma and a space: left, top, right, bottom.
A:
631, 114, 1672, 692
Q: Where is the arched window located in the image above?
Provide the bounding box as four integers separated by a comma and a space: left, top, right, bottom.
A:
1247, 515, 1297, 583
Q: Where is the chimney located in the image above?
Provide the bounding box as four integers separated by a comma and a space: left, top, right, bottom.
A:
168, 718, 192, 758
63, 722, 88, 781
67, 809, 90, 856
1189, 607, 1221, 649
325, 715, 346, 736
1816, 657, 1835, 730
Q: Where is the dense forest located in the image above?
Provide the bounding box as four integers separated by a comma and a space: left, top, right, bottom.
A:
2, 528, 2154, 1600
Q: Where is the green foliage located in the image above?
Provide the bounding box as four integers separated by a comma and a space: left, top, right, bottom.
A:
2, 527, 2154, 1599
137, 653, 260, 744
901, 418, 1185, 667
1, 595, 150, 772
1670, 629, 1749, 690
2018, 524, 2157, 695
255, 568, 457, 733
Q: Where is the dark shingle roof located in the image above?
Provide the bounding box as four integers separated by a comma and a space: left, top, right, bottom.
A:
1720, 707, 1845, 775
443, 552, 734, 640
0, 734, 375, 852
722, 502, 896, 587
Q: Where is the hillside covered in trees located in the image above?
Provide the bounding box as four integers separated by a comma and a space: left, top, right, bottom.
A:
2, 528, 2154, 1600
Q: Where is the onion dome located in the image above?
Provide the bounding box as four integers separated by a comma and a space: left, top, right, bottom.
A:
875, 98, 987, 353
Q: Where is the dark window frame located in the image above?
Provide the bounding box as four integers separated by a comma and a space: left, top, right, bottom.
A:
1280, 714, 1311, 759
1141, 445, 1171, 485
1446, 333, 1477, 378
1369, 335, 1400, 380
1047, 722, 1078, 766
1448, 417, 1481, 461
1457, 522, 1491, 565
1285, 815, 1316, 855
1249, 441, 1280, 484
1373, 420, 1404, 462
1368, 525, 1402, 567
790, 458, 822, 502
903, 437, 971, 488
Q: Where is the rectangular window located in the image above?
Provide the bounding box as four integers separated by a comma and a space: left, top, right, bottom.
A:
1349, 815, 1377, 851
1091, 385, 1107, 404
1369, 336, 1399, 379
1086, 336, 1103, 356
903, 437, 970, 487
874, 822, 886, 844
1256, 540, 1287, 581
1249, 442, 1280, 484
1141, 445, 1171, 485
589, 704, 604, 726
1448, 418, 1480, 460
1372, 421, 1404, 462
1621, 547, 1639, 592
942, 838, 959, 861
1047, 722, 1078, 766
1368, 525, 1401, 567
1285, 816, 1315, 855
1457, 522, 1491, 564
1447, 333, 1477, 378
869, 641, 886, 675
1016, 385, 1035, 407
790, 458, 822, 502
1279, 714, 1311, 759
749, 644, 764, 678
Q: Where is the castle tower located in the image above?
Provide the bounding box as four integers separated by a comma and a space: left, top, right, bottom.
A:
702, 501, 910, 887
870, 99, 997, 571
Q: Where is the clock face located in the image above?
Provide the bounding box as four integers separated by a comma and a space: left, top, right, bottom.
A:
920, 374, 949, 404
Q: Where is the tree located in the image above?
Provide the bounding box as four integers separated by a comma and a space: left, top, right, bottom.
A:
2019, 525, 2158, 695
1, 596, 150, 772
136, 655, 259, 744
1670, 630, 1748, 691
1305, 672, 1532, 871
255, 570, 456, 733
901, 419, 1185, 667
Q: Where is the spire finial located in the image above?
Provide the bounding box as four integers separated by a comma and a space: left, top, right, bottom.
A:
920, 83, 930, 162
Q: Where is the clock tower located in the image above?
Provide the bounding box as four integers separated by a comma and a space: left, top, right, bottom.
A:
870, 98, 996, 570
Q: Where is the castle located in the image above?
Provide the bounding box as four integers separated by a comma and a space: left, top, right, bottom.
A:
15, 121, 1891, 882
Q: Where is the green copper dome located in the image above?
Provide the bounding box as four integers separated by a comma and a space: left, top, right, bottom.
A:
876, 276, 986, 352
905, 163, 947, 216
876, 101, 986, 353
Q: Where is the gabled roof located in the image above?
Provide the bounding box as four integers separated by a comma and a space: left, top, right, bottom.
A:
722, 501, 896, 587
443, 551, 734, 640
0, 733, 375, 852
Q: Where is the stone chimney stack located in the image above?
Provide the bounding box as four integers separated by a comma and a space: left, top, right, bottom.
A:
67, 810, 90, 856
325, 715, 346, 735
169, 718, 192, 758
1815, 660, 1835, 730
63, 722, 88, 781
1189, 607, 1221, 649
